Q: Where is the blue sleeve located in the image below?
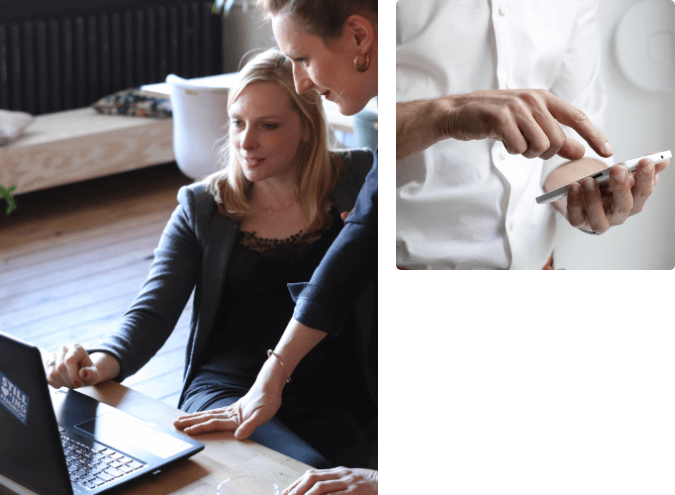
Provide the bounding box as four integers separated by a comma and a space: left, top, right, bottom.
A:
288, 150, 378, 333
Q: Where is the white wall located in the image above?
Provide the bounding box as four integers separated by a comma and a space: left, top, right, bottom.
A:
554, 0, 675, 269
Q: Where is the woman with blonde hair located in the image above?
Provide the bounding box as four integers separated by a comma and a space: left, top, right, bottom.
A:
175, 1, 380, 492
45, 48, 375, 469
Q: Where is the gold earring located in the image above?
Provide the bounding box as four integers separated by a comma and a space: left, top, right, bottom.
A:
354, 53, 371, 73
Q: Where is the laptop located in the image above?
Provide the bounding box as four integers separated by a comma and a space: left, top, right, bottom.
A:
0, 332, 204, 494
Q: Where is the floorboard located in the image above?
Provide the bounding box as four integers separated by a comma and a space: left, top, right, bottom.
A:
0, 163, 193, 408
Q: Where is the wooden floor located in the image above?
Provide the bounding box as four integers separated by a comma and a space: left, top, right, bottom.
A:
0, 163, 194, 407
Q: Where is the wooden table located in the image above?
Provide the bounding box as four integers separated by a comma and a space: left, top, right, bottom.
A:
1, 351, 311, 495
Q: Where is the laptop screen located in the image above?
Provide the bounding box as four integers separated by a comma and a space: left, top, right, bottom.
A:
0, 334, 73, 495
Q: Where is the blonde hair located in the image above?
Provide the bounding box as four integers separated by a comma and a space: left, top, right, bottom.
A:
203, 49, 340, 232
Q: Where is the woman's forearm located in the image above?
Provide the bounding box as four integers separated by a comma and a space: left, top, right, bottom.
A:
260, 319, 328, 391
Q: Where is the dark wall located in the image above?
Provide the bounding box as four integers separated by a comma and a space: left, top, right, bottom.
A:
0, 0, 195, 23
0, 1, 223, 115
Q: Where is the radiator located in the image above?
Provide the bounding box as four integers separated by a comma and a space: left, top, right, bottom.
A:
0, 1, 222, 115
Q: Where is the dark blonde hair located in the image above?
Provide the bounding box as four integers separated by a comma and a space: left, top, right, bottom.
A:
203, 49, 341, 232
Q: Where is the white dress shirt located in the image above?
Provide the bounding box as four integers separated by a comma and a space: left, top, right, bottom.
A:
396, 0, 612, 269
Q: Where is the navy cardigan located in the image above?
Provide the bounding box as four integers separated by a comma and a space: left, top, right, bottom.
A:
289, 150, 378, 333
288, 151, 378, 401
288, 148, 379, 333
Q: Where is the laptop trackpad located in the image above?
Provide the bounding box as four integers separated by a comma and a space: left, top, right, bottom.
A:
75, 411, 155, 448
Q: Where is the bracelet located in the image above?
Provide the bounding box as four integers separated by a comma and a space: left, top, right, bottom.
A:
267, 349, 291, 383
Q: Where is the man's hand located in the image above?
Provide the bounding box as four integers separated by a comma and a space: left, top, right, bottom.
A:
445, 89, 612, 160
564, 156, 669, 233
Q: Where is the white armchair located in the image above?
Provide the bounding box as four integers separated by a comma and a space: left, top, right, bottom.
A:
166, 74, 231, 180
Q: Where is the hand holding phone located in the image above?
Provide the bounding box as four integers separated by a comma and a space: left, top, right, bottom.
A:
536, 150, 672, 204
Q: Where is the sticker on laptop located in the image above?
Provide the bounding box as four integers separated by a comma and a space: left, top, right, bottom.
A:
134, 431, 192, 459
1, 372, 30, 425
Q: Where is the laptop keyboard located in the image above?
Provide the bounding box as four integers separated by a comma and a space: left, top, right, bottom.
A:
59, 427, 146, 490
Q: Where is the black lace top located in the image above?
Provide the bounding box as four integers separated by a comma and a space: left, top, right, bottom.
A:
238, 214, 331, 264
193, 208, 366, 406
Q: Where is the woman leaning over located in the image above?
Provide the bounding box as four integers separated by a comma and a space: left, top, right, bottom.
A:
175, 1, 380, 493
45, 49, 375, 469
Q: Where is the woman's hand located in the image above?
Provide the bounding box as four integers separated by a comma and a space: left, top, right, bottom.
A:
174, 378, 282, 440
46, 344, 119, 389
282, 467, 378, 495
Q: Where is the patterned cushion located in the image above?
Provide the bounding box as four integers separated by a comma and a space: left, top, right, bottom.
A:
93, 88, 172, 118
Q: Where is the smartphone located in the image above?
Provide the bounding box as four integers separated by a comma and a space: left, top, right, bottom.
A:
536, 150, 672, 204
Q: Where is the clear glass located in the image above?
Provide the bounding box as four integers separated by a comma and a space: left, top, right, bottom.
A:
216, 475, 281, 495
